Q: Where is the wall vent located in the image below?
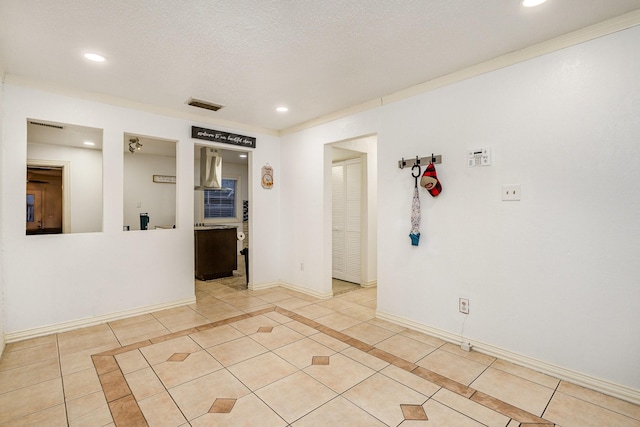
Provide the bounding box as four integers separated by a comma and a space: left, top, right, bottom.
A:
187, 98, 224, 112
29, 121, 64, 130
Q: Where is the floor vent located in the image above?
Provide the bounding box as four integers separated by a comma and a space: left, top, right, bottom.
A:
29, 121, 64, 130
187, 98, 224, 112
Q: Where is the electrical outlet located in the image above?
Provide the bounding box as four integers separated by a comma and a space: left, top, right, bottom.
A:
501, 184, 521, 201
459, 298, 469, 314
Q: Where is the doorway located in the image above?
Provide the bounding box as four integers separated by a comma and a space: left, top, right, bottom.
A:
26, 166, 63, 234
329, 135, 378, 296
332, 158, 361, 284
193, 147, 250, 288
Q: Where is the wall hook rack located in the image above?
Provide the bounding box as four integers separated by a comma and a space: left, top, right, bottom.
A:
398, 154, 442, 169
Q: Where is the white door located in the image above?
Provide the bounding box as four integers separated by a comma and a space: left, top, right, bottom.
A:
332, 159, 361, 283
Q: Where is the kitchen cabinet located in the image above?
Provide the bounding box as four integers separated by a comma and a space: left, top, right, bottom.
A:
194, 227, 237, 280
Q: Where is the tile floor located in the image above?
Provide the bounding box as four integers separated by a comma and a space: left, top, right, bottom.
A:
1, 277, 639, 426
332, 279, 361, 296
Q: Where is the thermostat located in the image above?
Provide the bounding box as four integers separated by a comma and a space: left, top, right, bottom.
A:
468, 148, 491, 167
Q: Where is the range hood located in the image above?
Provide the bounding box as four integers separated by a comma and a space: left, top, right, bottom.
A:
195, 146, 222, 190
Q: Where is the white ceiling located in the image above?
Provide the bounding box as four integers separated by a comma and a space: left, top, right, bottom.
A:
2, 1, 640, 132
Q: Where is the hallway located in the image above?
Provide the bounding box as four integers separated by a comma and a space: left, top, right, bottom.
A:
0, 280, 638, 426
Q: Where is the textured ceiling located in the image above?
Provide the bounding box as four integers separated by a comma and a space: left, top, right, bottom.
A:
1, 1, 640, 132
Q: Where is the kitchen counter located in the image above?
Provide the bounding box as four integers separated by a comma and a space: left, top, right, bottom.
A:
194, 225, 236, 231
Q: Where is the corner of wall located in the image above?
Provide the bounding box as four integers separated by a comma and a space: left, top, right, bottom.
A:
0, 74, 6, 357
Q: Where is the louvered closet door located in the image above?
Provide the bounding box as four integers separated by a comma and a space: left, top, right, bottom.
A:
332, 164, 345, 279
332, 159, 361, 283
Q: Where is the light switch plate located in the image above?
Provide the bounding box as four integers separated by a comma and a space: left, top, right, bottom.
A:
502, 184, 521, 201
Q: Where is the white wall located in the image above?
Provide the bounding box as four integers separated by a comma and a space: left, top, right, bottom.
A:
281, 109, 380, 296
124, 152, 176, 230
0, 84, 282, 334
281, 26, 640, 392
377, 25, 640, 391
246, 135, 282, 287
28, 142, 103, 233
0, 77, 5, 355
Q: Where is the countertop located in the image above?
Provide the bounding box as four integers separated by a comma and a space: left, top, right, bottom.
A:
194, 225, 237, 231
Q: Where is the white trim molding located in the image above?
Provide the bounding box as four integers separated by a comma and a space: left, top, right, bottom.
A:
278, 282, 333, 300
376, 309, 640, 406
5, 297, 196, 343
281, 10, 640, 136
248, 281, 281, 291
5, 74, 277, 137
251, 281, 333, 300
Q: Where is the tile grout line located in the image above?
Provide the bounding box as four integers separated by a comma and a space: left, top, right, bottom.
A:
540, 380, 562, 424
205, 307, 291, 425
89, 301, 556, 426
56, 333, 71, 426
549, 382, 640, 423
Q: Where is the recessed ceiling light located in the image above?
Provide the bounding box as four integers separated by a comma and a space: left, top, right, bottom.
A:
276, 106, 289, 113
83, 141, 95, 146
83, 53, 106, 62
239, 154, 248, 158
522, 0, 547, 7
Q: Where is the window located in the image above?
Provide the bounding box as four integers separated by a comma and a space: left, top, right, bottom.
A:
204, 178, 238, 219
26, 194, 35, 222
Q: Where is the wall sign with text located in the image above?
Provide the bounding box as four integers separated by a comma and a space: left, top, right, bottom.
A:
191, 126, 256, 148
261, 164, 273, 189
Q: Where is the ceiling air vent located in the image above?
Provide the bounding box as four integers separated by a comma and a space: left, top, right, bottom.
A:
187, 98, 224, 112
29, 121, 64, 130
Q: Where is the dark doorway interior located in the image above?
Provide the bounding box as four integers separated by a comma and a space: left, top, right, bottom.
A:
26, 166, 63, 235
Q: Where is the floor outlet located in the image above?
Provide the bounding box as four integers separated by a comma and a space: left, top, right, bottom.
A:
459, 298, 469, 314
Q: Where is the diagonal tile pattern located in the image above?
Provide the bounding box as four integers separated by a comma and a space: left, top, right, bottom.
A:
0, 274, 638, 426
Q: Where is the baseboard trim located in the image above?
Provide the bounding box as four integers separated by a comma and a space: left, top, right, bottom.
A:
361, 280, 377, 288
376, 310, 640, 406
5, 296, 197, 343
248, 281, 282, 291
272, 281, 333, 300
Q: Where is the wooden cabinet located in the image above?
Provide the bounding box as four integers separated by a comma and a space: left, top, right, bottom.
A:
194, 227, 237, 280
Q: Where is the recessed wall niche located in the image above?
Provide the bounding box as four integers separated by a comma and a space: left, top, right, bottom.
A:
26, 119, 103, 234
123, 133, 177, 231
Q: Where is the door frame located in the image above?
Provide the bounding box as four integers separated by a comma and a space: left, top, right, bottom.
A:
27, 159, 71, 233
326, 134, 378, 294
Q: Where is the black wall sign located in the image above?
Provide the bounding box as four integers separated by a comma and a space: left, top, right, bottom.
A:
191, 126, 256, 148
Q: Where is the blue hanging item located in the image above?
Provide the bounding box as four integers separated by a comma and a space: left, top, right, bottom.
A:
409, 163, 421, 246
140, 213, 150, 230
